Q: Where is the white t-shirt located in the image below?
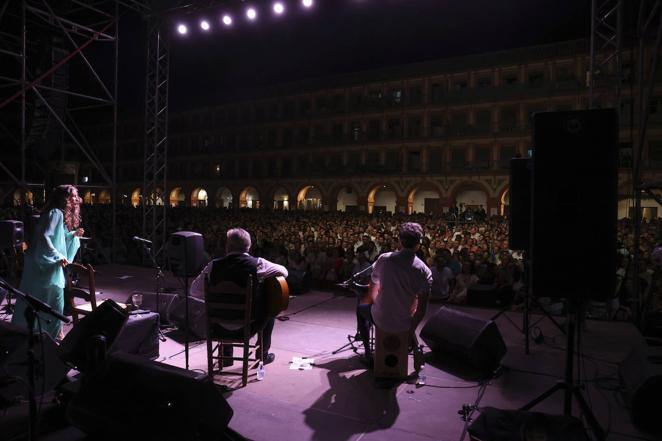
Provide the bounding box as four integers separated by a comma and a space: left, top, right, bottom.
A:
371, 249, 432, 334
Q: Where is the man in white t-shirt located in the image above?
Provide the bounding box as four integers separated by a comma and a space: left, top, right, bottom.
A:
357, 222, 432, 370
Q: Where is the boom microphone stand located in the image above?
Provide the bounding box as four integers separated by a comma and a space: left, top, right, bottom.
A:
332, 265, 372, 355
0, 277, 70, 441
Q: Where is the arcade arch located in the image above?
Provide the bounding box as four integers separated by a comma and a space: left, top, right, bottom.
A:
239, 186, 260, 209
367, 184, 397, 214
13, 189, 34, 207
215, 187, 233, 209
297, 185, 322, 210
407, 183, 441, 214
499, 188, 509, 216
336, 186, 358, 212
169, 187, 185, 207
191, 187, 208, 208
82, 191, 95, 205
130, 188, 141, 207
98, 190, 111, 204
272, 187, 290, 210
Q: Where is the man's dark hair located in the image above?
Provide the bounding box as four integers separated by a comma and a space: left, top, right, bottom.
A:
399, 222, 423, 249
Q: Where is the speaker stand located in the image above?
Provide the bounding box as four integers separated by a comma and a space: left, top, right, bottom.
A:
519, 302, 605, 441
141, 243, 167, 341
491, 254, 564, 354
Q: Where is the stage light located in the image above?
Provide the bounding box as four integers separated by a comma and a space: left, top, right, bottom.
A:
177, 24, 188, 35
200, 20, 210, 31
273, 2, 285, 15
302, 0, 314, 7
222, 14, 233, 26
246, 7, 257, 21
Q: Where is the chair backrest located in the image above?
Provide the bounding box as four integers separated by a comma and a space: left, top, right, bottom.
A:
67, 262, 97, 310
204, 274, 254, 338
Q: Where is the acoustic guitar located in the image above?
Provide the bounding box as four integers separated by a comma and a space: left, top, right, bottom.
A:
264, 276, 289, 317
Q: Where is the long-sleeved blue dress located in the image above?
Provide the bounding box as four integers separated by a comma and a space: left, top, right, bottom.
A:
11, 208, 80, 339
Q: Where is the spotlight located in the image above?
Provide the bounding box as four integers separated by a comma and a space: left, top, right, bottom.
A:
200, 20, 210, 31
273, 2, 285, 15
222, 14, 233, 26
177, 24, 188, 35
246, 7, 257, 21
302, 0, 314, 7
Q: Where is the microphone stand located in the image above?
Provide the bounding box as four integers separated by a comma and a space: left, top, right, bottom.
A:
0, 277, 70, 441
140, 242, 166, 342
332, 265, 373, 355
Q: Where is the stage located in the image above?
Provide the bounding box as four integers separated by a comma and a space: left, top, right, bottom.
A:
1, 264, 655, 441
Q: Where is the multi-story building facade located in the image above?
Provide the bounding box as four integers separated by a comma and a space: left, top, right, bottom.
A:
7, 38, 662, 219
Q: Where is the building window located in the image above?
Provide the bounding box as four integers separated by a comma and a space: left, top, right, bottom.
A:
450, 148, 466, 168
474, 109, 492, 133
385, 150, 400, 173
350, 122, 362, 142
474, 146, 491, 169
452, 79, 468, 90
408, 85, 423, 105
390, 88, 402, 105
430, 113, 444, 138
477, 76, 492, 88
367, 120, 381, 141
503, 72, 519, 86
407, 116, 422, 138
528, 70, 545, 87
332, 123, 344, 143
430, 82, 444, 103
408, 151, 421, 172
649, 140, 662, 166
299, 98, 311, 116
333, 93, 345, 111
500, 107, 518, 131
316, 95, 328, 112
499, 145, 518, 168
428, 149, 442, 174
388, 118, 402, 139
366, 150, 379, 172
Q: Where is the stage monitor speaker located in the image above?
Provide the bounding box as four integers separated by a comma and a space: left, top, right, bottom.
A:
508, 158, 531, 251
618, 341, 662, 436
468, 407, 588, 441
0, 322, 68, 407
420, 307, 506, 372
59, 299, 128, 372
126, 291, 180, 324
169, 231, 205, 277
531, 109, 617, 300
67, 351, 234, 441
170, 296, 208, 340
0, 220, 24, 249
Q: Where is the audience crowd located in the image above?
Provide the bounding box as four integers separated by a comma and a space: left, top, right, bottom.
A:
2, 204, 661, 317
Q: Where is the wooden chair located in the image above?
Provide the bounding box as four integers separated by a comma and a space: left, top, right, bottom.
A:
205, 274, 264, 387
65, 262, 126, 323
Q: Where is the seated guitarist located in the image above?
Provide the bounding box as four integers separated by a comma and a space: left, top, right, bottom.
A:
357, 222, 432, 370
191, 228, 287, 365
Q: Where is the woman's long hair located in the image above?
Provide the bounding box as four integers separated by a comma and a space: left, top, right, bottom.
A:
43, 185, 81, 231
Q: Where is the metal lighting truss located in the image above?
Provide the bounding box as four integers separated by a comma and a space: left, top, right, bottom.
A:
0, 0, 150, 261
142, 21, 169, 262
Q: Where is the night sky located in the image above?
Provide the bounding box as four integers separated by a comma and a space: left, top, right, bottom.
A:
113, 0, 596, 115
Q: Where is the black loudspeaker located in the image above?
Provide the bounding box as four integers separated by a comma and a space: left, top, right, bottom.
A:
468, 407, 588, 441
67, 352, 234, 441
169, 231, 205, 277
532, 110, 617, 300
0, 322, 69, 407
126, 291, 180, 324
0, 220, 24, 249
618, 341, 662, 436
508, 158, 531, 251
59, 299, 128, 372
420, 307, 506, 372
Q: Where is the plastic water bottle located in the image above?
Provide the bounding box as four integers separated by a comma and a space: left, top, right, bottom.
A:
256, 361, 265, 381
416, 365, 426, 386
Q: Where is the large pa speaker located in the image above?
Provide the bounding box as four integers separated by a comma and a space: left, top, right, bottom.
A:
508, 158, 531, 251
67, 351, 234, 441
531, 110, 617, 300
0, 220, 24, 249
0, 322, 68, 407
618, 341, 662, 436
420, 307, 506, 372
468, 407, 588, 441
59, 299, 128, 372
169, 231, 205, 277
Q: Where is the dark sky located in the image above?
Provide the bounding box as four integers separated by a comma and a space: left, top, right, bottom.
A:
114, 0, 595, 115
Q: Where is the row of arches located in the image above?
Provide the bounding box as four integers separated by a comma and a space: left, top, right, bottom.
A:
121, 183, 507, 215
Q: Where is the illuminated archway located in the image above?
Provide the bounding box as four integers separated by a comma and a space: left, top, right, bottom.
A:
191, 187, 208, 208
272, 187, 290, 210
336, 186, 358, 212
169, 187, 185, 207
131, 188, 141, 207
98, 190, 111, 204
83, 191, 95, 205
296, 185, 322, 210
13, 189, 34, 207
367, 184, 397, 214
407, 183, 441, 214
239, 186, 260, 209
500, 188, 509, 216
147, 187, 163, 206
215, 187, 233, 209
453, 184, 488, 212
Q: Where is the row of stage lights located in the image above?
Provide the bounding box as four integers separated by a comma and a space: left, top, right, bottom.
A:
176, 0, 315, 35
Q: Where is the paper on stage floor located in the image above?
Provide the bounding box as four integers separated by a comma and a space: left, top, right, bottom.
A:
290, 356, 315, 370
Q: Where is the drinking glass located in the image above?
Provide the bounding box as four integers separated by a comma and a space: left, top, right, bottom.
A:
132, 293, 143, 311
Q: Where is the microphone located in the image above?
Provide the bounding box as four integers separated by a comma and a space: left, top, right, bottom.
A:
132, 236, 152, 246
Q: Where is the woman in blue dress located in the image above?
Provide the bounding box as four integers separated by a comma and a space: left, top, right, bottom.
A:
11, 185, 84, 340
